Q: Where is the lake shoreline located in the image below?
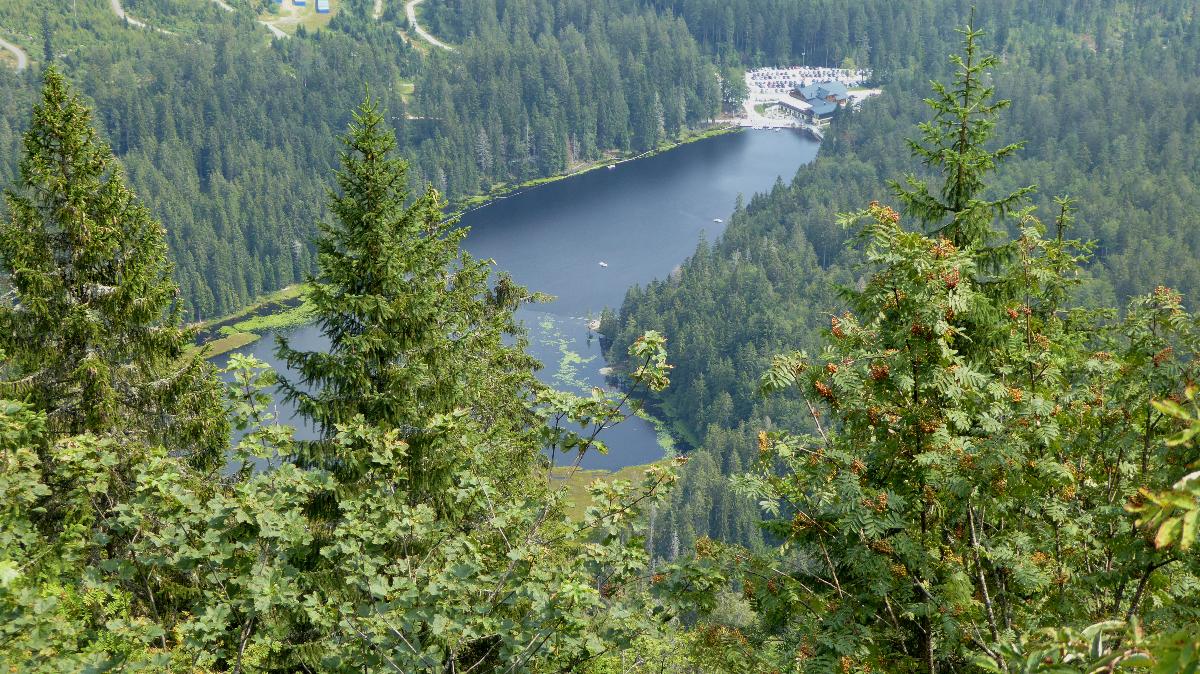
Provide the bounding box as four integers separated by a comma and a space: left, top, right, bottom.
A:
449, 123, 740, 217
195, 122, 741, 359
204, 127, 821, 478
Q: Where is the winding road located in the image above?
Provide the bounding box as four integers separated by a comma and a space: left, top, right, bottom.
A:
0, 35, 27, 72
108, 0, 285, 42
405, 0, 452, 51
110, 0, 147, 28
110, 0, 175, 34
258, 20, 288, 39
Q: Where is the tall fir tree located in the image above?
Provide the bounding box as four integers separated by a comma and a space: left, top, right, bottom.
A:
276, 95, 540, 506
0, 87, 679, 673
40, 12, 53, 65
267, 97, 679, 670
0, 67, 226, 463
891, 21, 1033, 253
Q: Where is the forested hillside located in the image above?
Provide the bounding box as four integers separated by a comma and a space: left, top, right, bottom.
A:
4, 53, 1200, 670
0, 0, 718, 318
606, 0, 1200, 554
4, 0, 1200, 661
0, 72, 686, 670
412, 0, 719, 186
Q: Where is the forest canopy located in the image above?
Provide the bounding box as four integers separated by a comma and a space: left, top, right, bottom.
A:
0, 0, 718, 318
0, 0, 1199, 671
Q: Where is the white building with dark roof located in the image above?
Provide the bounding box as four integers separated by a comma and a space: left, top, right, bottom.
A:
792, 81, 851, 124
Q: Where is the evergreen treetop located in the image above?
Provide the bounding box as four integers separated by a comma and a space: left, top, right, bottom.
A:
276, 95, 540, 502
891, 21, 1034, 252
0, 67, 225, 460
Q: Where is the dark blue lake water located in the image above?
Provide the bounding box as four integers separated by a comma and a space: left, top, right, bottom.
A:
215, 129, 820, 469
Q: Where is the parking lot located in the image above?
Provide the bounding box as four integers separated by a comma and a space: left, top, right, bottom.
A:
747, 65, 870, 95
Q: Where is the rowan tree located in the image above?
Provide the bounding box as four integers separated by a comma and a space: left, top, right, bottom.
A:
726, 27, 1200, 674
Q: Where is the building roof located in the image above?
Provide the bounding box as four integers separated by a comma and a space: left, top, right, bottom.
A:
776, 98, 812, 113
819, 81, 849, 98
796, 80, 850, 103
808, 99, 838, 117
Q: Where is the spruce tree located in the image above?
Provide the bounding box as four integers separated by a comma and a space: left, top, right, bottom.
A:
276, 95, 538, 504
0, 67, 226, 462
267, 99, 682, 669
891, 21, 1034, 252
40, 12, 53, 65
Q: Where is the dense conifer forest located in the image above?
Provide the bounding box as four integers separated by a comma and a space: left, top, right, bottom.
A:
1, 0, 1200, 671
0, 0, 718, 318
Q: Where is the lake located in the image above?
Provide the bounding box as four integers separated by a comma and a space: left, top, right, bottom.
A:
215, 129, 820, 469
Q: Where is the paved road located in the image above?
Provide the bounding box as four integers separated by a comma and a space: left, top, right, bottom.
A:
405, 0, 452, 50
203, 0, 286, 40
110, 0, 175, 34
258, 20, 288, 39
110, 0, 148, 28
0, 36, 27, 72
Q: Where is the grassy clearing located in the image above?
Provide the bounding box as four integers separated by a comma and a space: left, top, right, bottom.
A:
220, 297, 314, 335
550, 462, 661, 520
397, 80, 415, 104
195, 284, 310, 358
259, 0, 336, 35
203, 285, 304, 330
190, 331, 261, 359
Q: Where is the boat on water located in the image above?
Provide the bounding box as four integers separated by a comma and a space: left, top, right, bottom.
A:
713, 218, 723, 223
598, 261, 609, 267
607, 164, 616, 170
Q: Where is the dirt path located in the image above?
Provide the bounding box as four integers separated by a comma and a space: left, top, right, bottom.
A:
374, 0, 383, 20
211, 0, 235, 13
0, 35, 27, 72
405, 0, 452, 50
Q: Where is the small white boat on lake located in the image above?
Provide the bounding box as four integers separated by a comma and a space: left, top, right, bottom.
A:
713, 218, 723, 223
598, 261, 609, 267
